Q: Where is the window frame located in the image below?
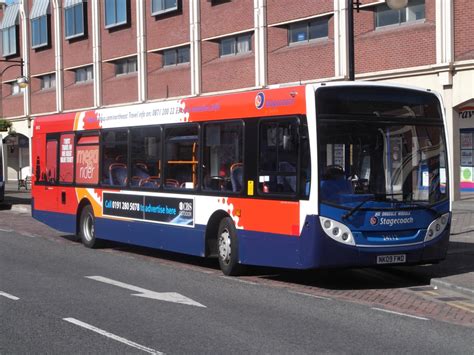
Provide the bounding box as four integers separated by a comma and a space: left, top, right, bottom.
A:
74, 65, 94, 84
31, 15, 49, 49
375, 0, 425, 28
40, 73, 56, 91
288, 17, 329, 45
104, 0, 128, 29
65, 2, 85, 40
257, 117, 301, 197
114, 57, 138, 76
151, 0, 179, 16
2, 25, 17, 57
163, 124, 200, 191
219, 33, 252, 57
201, 120, 244, 194
162, 46, 190, 67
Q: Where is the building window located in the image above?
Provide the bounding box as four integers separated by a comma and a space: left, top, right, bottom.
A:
163, 46, 190, 67
40, 74, 56, 90
1, 3, 19, 56
288, 18, 328, 44
105, 0, 128, 28
375, 0, 425, 28
10, 82, 21, 96
65, 3, 85, 39
114, 57, 137, 76
31, 15, 48, 48
74, 66, 93, 83
219, 34, 252, 57
2, 26, 17, 57
151, 0, 178, 15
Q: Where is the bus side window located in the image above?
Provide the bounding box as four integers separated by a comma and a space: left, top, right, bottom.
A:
164, 125, 199, 190
258, 119, 298, 195
130, 126, 162, 189
101, 130, 129, 186
202, 122, 243, 193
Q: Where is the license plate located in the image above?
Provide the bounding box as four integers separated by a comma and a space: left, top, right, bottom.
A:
376, 254, 406, 264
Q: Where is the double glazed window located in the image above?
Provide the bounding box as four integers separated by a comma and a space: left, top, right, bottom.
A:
105, 0, 128, 28
2, 26, 17, 57
74, 66, 93, 83
288, 18, 329, 44
152, 0, 178, 15
115, 57, 137, 76
31, 15, 48, 48
375, 0, 425, 28
219, 34, 252, 57
163, 46, 190, 67
65, 3, 85, 39
40, 74, 56, 90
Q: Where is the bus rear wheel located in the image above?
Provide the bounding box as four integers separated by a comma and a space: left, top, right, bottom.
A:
79, 205, 101, 248
217, 217, 243, 276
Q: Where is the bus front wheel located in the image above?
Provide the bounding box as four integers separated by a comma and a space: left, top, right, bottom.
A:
79, 205, 101, 248
217, 217, 243, 276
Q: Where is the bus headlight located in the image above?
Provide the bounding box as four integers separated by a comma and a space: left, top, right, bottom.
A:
424, 213, 450, 242
320, 217, 355, 246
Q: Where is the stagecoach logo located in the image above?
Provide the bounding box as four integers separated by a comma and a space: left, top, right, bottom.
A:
255, 92, 265, 110
371, 211, 414, 227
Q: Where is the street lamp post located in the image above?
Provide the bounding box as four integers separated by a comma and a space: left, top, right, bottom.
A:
0, 58, 28, 88
347, 0, 408, 81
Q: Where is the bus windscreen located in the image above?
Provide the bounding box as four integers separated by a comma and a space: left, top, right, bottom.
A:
315, 86, 443, 121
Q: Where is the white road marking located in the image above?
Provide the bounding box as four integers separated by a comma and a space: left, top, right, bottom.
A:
372, 307, 429, 321
86, 276, 206, 308
289, 291, 332, 301
63, 318, 163, 354
0, 228, 14, 233
0, 291, 20, 300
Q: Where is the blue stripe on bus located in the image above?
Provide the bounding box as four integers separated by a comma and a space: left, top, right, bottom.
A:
32, 209, 77, 234
95, 218, 206, 257
32, 209, 449, 270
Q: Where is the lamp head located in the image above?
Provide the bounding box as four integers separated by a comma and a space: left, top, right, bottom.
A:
386, 0, 408, 10
16, 76, 28, 89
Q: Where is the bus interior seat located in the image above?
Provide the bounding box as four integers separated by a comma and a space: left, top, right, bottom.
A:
109, 163, 128, 186
165, 179, 180, 188
230, 163, 243, 192
140, 176, 160, 188
131, 163, 150, 186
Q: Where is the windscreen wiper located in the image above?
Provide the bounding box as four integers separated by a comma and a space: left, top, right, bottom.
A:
341, 195, 379, 220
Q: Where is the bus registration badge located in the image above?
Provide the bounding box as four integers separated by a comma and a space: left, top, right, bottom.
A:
376, 254, 406, 264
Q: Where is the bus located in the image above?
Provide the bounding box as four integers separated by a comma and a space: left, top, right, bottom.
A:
31, 82, 451, 275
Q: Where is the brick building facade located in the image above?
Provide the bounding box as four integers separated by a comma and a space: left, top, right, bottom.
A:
0, 0, 473, 199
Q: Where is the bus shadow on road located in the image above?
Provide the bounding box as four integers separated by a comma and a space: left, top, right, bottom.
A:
57, 236, 474, 292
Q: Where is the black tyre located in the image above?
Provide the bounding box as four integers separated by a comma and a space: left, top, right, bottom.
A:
217, 217, 244, 276
79, 205, 101, 248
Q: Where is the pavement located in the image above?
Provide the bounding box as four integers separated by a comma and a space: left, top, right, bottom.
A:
1, 182, 473, 299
